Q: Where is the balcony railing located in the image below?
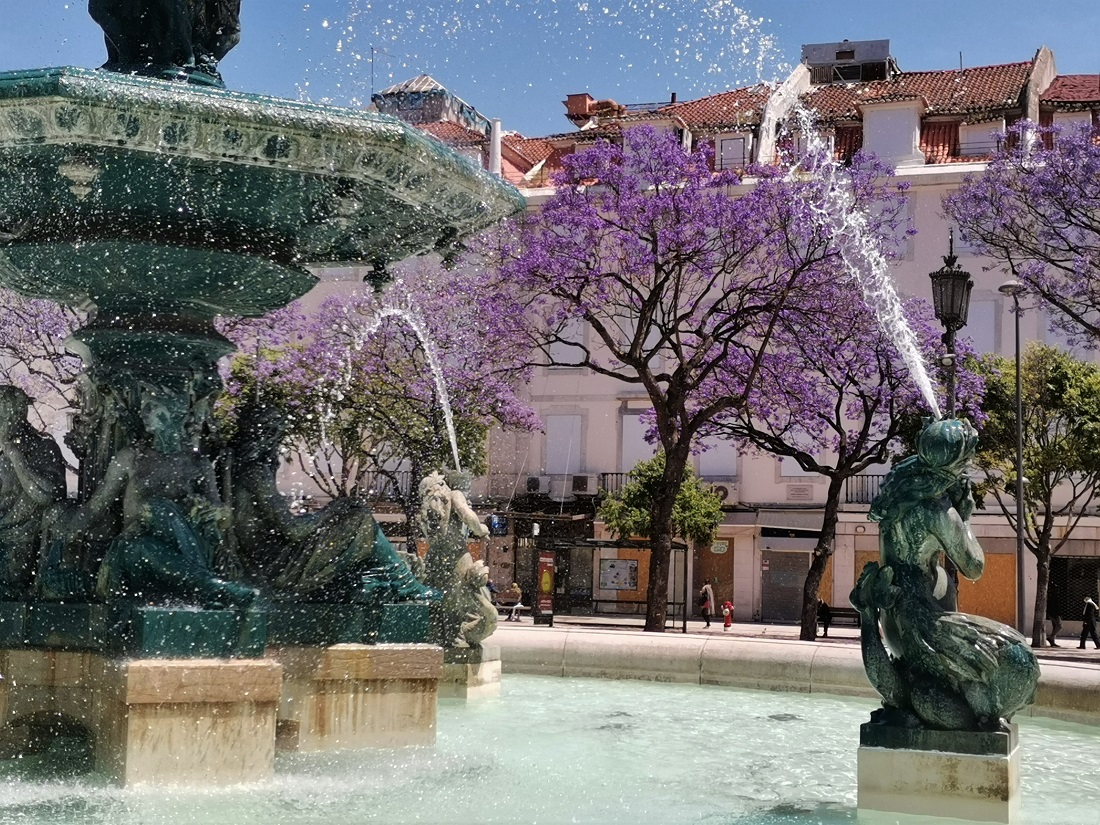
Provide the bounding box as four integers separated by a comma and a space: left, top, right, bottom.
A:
845, 473, 886, 505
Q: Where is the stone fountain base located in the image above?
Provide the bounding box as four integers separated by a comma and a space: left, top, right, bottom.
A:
271, 643, 442, 752
0, 650, 281, 785
440, 645, 502, 700
0, 642, 444, 785
857, 723, 1020, 824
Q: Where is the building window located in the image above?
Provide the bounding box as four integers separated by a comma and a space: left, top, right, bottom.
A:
964, 298, 997, 355
621, 413, 657, 472
696, 434, 738, 480
545, 414, 582, 476
1042, 310, 1083, 355
548, 317, 586, 367
717, 134, 752, 170
959, 119, 1004, 158
780, 456, 819, 478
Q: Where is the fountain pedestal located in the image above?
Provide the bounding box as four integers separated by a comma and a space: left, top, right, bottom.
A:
272, 643, 442, 751
440, 644, 502, 700
0, 650, 281, 786
95, 658, 282, 786
857, 724, 1020, 823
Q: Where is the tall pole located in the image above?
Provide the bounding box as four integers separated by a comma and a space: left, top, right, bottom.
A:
944, 327, 957, 418
1013, 293, 1027, 634
682, 544, 688, 634
999, 279, 1027, 633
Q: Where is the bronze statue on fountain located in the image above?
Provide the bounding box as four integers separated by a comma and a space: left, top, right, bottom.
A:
851, 418, 1039, 734
0, 0, 523, 657
88, 0, 242, 86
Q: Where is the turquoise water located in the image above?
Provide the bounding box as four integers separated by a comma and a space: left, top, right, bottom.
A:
0, 675, 1097, 824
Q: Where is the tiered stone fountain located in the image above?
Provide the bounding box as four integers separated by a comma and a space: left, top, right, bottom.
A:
0, 1, 522, 785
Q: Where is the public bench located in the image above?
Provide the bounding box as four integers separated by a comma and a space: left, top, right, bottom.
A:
494, 590, 528, 620
821, 606, 861, 627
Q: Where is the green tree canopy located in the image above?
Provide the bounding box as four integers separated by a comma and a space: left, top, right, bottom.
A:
973, 343, 1100, 646
598, 452, 723, 545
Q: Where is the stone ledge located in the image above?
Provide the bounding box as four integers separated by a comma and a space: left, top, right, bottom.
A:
858, 744, 1019, 823
860, 721, 1017, 756
493, 626, 1100, 726
113, 658, 283, 705
313, 644, 443, 682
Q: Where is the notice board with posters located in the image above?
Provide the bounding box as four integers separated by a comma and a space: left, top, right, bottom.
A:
598, 558, 638, 591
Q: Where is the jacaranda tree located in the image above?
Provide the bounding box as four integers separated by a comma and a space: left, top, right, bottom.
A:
225, 256, 538, 530
706, 289, 984, 641
505, 125, 910, 632
944, 122, 1100, 345
0, 290, 82, 428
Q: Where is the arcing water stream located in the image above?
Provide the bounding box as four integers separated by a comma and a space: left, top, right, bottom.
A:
786, 104, 943, 419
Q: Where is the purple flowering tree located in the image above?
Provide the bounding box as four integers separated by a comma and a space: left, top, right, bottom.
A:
0, 289, 82, 427
505, 125, 911, 632
225, 257, 538, 528
944, 122, 1100, 344
705, 291, 984, 641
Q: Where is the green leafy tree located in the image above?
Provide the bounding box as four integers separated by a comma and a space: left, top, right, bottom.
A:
973, 344, 1100, 647
599, 452, 724, 548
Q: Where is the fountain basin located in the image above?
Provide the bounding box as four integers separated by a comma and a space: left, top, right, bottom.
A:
0, 67, 525, 314
0, 674, 1097, 823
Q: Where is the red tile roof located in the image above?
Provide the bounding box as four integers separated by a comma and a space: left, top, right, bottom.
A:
417, 121, 486, 146
658, 85, 771, 129
503, 135, 555, 166
1042, 75, 1100, 107
804, 62, 1032, 123
834, 124, 863, 163
920, 120, 961, 164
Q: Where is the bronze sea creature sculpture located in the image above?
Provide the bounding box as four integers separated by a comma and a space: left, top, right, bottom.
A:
851, 418, 1039, 732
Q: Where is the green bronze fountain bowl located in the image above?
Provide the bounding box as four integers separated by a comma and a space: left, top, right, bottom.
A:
0, 67, 525, 317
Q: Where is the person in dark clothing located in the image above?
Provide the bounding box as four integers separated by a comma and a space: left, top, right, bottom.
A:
817, 599, 832, 638
1080, 597, 1100, 649
1047, 608, 1063, 647
699, 582, 715, 628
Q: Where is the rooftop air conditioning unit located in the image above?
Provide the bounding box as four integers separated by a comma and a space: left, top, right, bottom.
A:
572, 474, 599, 495
526, 475, 551, 494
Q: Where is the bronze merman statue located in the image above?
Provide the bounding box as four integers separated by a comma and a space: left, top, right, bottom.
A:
419, 471, 496, 647
226, 400, 441, 604
88, 381, 258, 607
88, 0, 242, 86
0, 386, 66, 600
851, 418, 1039, 732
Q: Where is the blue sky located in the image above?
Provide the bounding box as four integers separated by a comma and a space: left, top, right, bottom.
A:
4, 1, 1098, 137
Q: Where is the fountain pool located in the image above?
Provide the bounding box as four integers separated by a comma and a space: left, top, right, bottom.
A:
0, 674, 1096, 824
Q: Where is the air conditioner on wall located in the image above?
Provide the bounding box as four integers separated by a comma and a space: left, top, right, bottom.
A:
571, 474, 599, 495
525, 475, 551, 494
709, 481, 737, 502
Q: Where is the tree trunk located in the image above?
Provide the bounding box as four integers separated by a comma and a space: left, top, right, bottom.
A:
645, 532, 672, 631
1031, 547, 1051, 649
799, 476, 843, 642
643, 446, 690, 632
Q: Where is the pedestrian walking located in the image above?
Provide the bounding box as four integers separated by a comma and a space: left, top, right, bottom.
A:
699, 581, 715, 628
817, 599, 832, 639
722, 600, 734, 632
1080, 596, 1100, 649
1047, 608, 1063, 648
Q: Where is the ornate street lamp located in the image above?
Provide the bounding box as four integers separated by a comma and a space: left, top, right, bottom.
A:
999, 278, 1028, 634
929, 229, 974, 417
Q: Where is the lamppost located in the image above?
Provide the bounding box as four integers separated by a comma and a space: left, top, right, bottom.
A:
999, 278, 1028, 634
929, 229, 974, 417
